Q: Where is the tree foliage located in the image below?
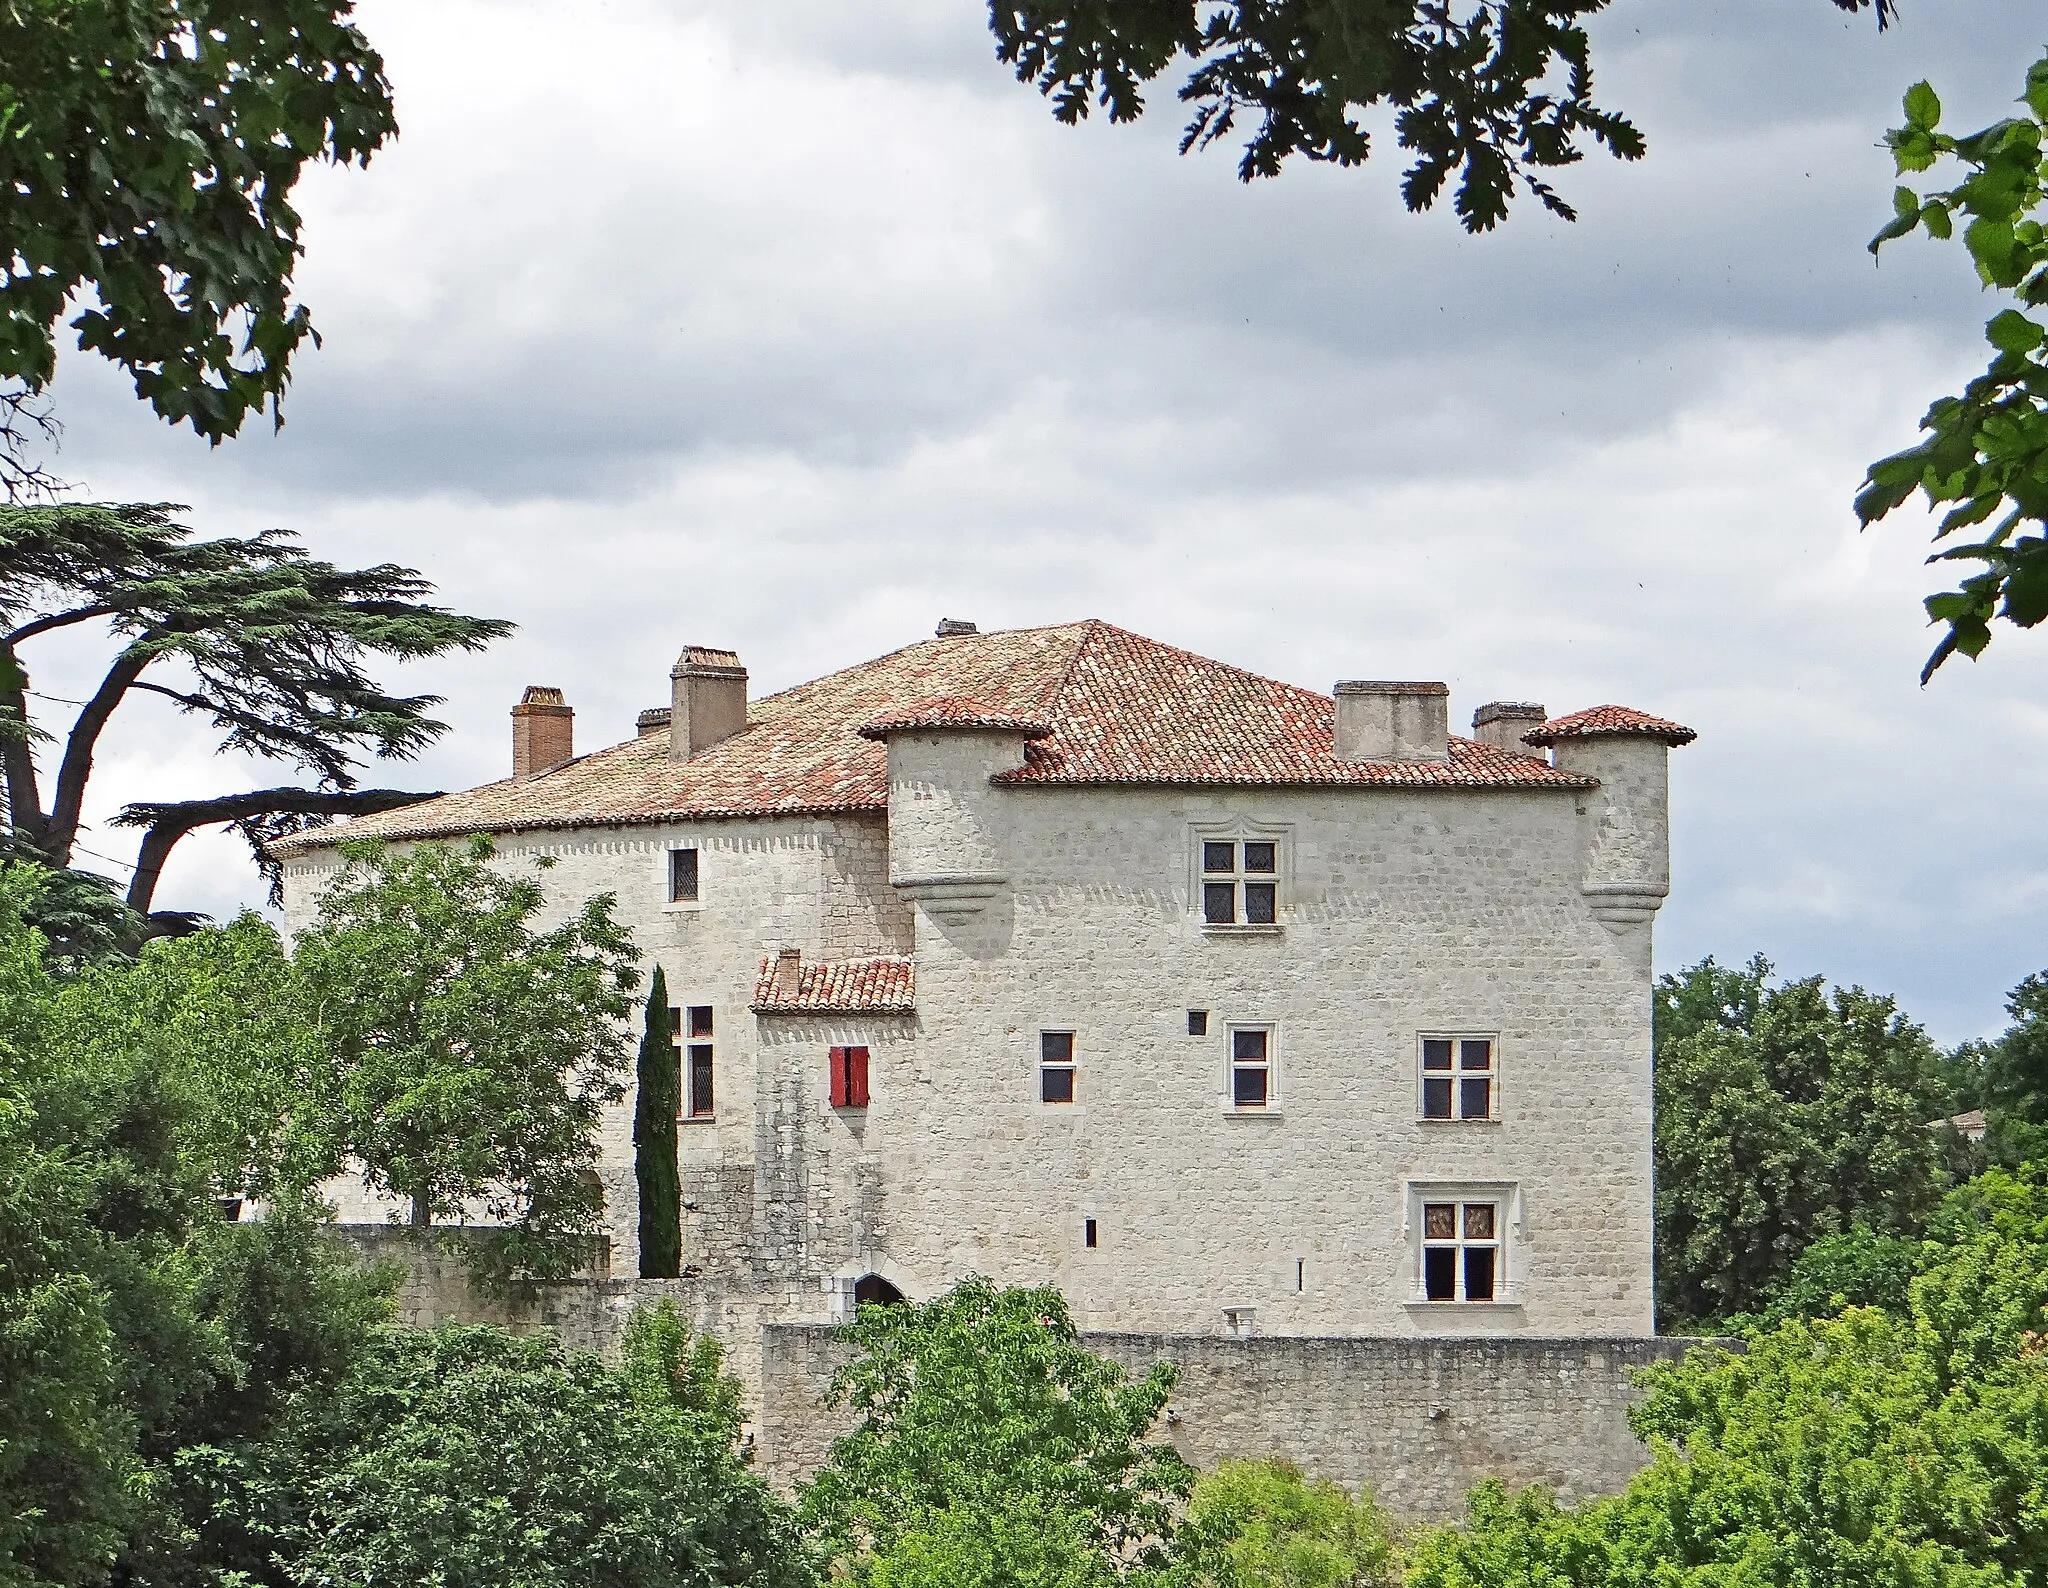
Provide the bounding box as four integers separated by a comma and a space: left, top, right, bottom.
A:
989, 1, 1889, 234
800, 1278, 1190, 1585
1176, 1458, 1396, 1588
293, 836, 639, 1283
636, 965, 683, 1278
187, 1313, 809, 1588
0, 866, 396, 1588
0, 502, 507, 920
1407, 1182, 2048, 1588
0, 0, 396, 493
1858, 51, 2048, 680
1653, 955, 1964, 1327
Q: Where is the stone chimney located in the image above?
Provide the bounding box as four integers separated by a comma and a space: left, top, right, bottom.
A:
1471, 702, 1548, 759
636, 707, 671, 738
1333, 680, 1449, 763
769, 947, 802, 1002
669, 646, 748, 763
511, 685, 573, 777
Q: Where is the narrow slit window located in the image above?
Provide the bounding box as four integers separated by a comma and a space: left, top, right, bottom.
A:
1084, 1217, 1098, 1249
669, 847, 699, 903
1040, 1031, 1076, 1104
1231, 1027, 1271, 1109
1420, 1036, 1494, 1121
1421, 1200, 1501, 1302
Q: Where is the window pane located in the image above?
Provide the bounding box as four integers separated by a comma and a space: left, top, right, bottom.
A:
1463, 1203, 1496, 1240
689, 1006, 713, 1037
1233, 1029, 1268, 1061
1242, 841, 1276, 873
1187, 1010, 1208, 1036
1422, 1077, 1453, 1119
1423, 1203, 1457, 1240
688, 1045, 714, 1116
1243, 883, 1277, 924
1204, 882, 1237, 923
1041, 1066, 1075, 1104
1460, 1077, 1492, 1119
1041, 1031, 1075, 1063
1464, 1247, 1496, 1302
1459, 1039, 1492, 1071
1424, 1247, 1457, 1301
1233, 1066, 1268, 1107
1203, 842, 1236, 874
1422, 1039, 1454, 1070
670, 848, 698, 901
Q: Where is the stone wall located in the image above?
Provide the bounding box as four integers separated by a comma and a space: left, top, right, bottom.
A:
337, 1229, 1719, 1523
756, 1322, 1715, 1519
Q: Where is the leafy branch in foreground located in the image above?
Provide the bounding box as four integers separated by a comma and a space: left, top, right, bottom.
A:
1858, 53, 2048, 681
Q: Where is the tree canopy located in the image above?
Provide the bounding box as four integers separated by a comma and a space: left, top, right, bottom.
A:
0, 502, 509, 925
800, 1277, 1190, 1585
991, 0, 1888, 233
1652, 954, 1967, 1327
0, 0, 395, 496
1859, 52, 2048, 680
293, 836, 640, 1284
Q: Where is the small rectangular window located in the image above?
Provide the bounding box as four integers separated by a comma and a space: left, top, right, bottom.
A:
1084, 1217, 1098, 1249
1242, 841, 1276, 873
829, 1045, 870, 1109
1231, 1027, 1271, 1109
1421, 1199, 1501, 1301
669, 847, 699, 903
1242, 882, 1277, 924
1202, 841, 1236, 874
1040, 1031, 1076, 1105
1188, 1009, 1209, 1036
1203, 882, 1237, 924
689, 1005, 713, 1038
1420, 1036, 1494, 1121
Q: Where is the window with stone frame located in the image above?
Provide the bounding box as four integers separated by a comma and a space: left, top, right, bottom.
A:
1421, 1199, 1501, 1301
668, 846, 699, 904
674, 1005, 714, 1118
1420, 1036, 1496, 1121
1040, 1031, 1076, 1104
1229, 1025, 1273, 1109
1201, 838, 1279, 925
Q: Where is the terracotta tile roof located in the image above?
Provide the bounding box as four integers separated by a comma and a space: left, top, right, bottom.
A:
1522, 705, 1696, 748
751, 955, 915, 1014
858, 697, 1053, 739
275, 620, 1606, 854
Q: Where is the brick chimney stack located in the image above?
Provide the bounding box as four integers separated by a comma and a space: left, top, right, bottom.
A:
511, 685, 573, 777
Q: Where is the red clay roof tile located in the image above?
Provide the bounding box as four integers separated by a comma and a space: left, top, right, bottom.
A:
1522, 705, 1696, 747
751, 955, 914, 1014
858, 697, 1054, 739
276, 621, 1619, 853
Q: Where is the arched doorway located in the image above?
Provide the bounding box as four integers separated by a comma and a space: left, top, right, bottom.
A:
853, 1273, 906, 1308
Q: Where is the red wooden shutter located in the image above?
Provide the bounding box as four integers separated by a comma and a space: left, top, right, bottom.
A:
828, 1046, 849, 1108
847, 1046, 870, 1109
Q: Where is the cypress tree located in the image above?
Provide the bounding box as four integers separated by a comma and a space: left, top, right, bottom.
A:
633, 967, 682, 1278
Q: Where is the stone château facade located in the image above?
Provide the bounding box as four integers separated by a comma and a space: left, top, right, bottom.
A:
278, 619, 1693, 1396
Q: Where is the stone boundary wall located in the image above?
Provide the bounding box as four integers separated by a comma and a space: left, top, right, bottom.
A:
758, 1324, 1717, 1518
332, 1227, 1727, 1520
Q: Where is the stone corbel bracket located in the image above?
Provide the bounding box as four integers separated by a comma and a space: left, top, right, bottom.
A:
1581, 883, 1667, 934
892, 873, 1007, 924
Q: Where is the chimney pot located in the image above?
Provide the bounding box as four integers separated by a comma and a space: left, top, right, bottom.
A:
1333, 680, 1449, 763
669, 646, 748, 762
511, 685, 573, 777
1472, 701, 1549, 760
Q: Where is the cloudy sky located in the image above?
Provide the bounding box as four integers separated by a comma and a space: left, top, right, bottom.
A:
20, 0, 2048, 1041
